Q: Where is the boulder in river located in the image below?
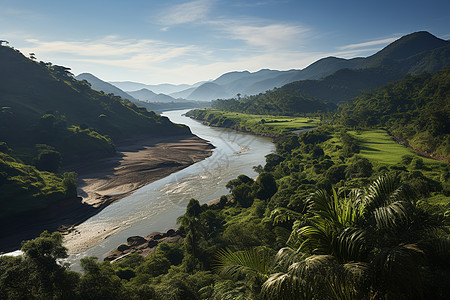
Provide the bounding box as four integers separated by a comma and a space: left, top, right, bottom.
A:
104, 229, 184, 262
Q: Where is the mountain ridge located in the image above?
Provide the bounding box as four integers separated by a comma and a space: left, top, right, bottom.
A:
185, 31, 449, 101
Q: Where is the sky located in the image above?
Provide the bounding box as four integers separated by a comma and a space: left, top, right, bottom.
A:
1, 0, 449, 85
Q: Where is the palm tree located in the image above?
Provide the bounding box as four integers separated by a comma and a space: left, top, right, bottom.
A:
217, 174, 446, 299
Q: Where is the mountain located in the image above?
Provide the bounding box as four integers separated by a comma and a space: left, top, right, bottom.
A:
75, 73, 138, 102
187, 82, 229, 101
127, 88, 189, 103
169, 87, 197, 99
110, 81, 205, 94
0, 45, 192, 225
0, 46, 189, 152
186, 31, 450, 101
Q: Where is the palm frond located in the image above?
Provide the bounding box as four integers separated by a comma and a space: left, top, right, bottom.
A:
275, 247, 305, 270
270, 207, 305, 225
373, 243, 425, 297
262, 272, 301, 300
332, 227, 367, 262
213, 248, 272, 279
372, 200, 410, 230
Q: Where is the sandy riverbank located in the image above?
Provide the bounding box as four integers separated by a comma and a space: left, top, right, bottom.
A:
0, 134, 213, 253
72, 134, 214, 208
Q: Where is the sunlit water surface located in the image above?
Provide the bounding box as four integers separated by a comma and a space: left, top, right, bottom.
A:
66, 109, 275, 270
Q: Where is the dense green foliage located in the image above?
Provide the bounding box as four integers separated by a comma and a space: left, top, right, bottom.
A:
1, 123, 448, 299
186, 109, 320, 136
0, 150, 77, 218
340, 67, 450, 158
212, 89, 335, 116
0, 46, 188, 153
0, 45, 192, 220
1, 32, 449, 299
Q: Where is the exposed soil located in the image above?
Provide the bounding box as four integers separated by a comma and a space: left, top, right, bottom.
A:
0, 134, 213, 253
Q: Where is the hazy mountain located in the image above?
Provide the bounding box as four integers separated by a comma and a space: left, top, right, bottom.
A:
75, 73, 138, 102
169, 87, 197, 99
128, 88, 189, 103
186, 31, 449, 101
110, 81, 205, 94
187, 82, 229, 101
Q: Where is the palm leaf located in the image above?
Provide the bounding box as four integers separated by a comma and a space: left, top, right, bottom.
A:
213, 248, 272, 279
270, 207, 306, 225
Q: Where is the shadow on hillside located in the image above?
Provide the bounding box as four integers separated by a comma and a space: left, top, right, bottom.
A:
0, 196, 103, 253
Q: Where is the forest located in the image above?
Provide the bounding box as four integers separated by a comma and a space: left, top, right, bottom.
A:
0, 45, 189, 222
1, 120, 448, 299
1, 34, 449, 299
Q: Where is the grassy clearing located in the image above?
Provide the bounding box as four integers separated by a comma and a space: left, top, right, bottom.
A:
349, 129, 440, 166
189, 109, 321, 135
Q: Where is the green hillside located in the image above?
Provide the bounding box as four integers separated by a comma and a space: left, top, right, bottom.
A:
0, 45, 191, 220
0, 46, 189, 154
211, 32, 450, 114
340, 67, 450, 159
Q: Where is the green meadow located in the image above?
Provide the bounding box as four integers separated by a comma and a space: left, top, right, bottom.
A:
349, 129, 440, 166
187, 109, 321, 135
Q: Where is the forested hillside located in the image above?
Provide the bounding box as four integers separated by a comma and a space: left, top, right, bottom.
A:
212, 89, 335, 116
340, 67, 450, 159
0, 45, 190, 221
1, 123, 448, 299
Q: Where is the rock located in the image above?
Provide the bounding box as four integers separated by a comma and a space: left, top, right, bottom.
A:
146, 232, 162, 240
147, 240, 158, 248
104, 254, 118, 262
127, 236, 147, 246
117, 243, 130, 251
105, 228, 185, 262
162, 235, 183, 244
165, 229, 176, 237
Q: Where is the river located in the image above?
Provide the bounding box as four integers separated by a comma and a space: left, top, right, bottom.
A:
66, 109, 275, 270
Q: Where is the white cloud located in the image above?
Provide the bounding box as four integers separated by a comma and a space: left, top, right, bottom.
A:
224, 23, 309, 50
158, 0, 212, 26
338, 37, 399, 51
21, 36, 197, 64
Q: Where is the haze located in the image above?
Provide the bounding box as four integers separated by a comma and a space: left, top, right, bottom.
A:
1, 0, 449, 84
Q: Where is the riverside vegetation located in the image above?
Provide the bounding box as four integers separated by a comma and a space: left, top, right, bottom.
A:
0, 45, 190, 234
1, 31, 449, 299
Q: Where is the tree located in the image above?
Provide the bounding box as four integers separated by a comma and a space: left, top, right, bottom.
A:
254, 172, 277, 200
79, 257, 124, 299
35, 148, 62, 172
216, 175, 448, 299
262, 174, 438, 299
177, 198, 207, 272
0, 231, 80, 299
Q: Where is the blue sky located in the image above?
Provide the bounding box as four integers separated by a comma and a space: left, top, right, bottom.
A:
1, 0, 449, 84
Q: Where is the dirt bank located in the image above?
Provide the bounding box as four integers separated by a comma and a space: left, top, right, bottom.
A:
0, 134, 213, 253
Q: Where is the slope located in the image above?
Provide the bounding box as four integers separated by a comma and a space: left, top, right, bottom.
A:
186, 31, 449, 101
75, 73, 138, 102
340, 67, 450, 159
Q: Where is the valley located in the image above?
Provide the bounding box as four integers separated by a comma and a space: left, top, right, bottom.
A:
0, 29, 448, 299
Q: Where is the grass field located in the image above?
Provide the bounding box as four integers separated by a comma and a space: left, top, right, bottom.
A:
349, 129, 440, 166
197, 109, 321, 134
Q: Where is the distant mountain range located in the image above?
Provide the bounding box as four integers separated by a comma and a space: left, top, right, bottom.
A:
210, 31, 450, 115
76, 73, 210, 113
127, 88, 189, 103
75, 73, 139, 102
110, 81, 206, 95
107, 31, 449, 102
76, 73, 191, 104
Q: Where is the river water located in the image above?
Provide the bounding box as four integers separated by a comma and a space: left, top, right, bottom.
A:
66, 109, 274, 270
